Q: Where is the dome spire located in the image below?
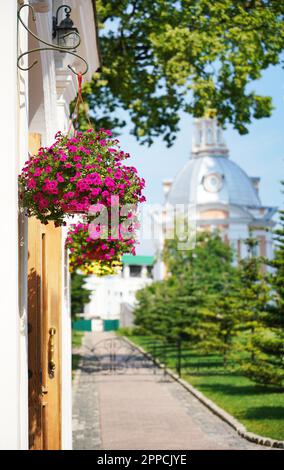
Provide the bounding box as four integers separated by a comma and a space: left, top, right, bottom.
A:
191, 117, 229, 158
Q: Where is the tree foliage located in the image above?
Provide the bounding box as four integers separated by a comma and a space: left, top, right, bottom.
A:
135, 232, 236, 345
237, 234, 275, 383
254, 182, 284, 385
79, 0, 284, 145
134, 228, 284, 386
200, 271, 241, 365
71, 272, 91, 318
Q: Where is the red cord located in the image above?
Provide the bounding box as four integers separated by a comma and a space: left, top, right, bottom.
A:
68, 72, 93, 136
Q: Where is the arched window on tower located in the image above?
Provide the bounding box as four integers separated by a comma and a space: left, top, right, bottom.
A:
252, 242, 260, 258
207, 127, 213, 144
217, 128, 222, 144
197, 129, 202, 145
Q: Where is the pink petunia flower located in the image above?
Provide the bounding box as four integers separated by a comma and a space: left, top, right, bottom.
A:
28, 179, 36, 189
34, 168, 42, 177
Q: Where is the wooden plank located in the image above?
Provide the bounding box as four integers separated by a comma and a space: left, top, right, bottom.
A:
27, 133, 62, 450
28, 133, 43, 450
28, 216, 43, 450
28, 133, 41, 155
44, 222, 62, 449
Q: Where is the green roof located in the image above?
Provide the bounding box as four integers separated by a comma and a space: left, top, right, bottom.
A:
122, 255, 154, 266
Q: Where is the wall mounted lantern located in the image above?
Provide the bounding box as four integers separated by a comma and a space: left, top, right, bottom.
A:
17, 3, 88, 76
52, 5, 79, 50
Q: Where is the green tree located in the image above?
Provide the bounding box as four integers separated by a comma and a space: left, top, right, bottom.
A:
71, 272, 91, 318
200, 270, 241, 365
78, 0, 284, 145
255, 182, 284, 385
134, 281, 166, 337
164, 231, 235, 346
134, 231, 235, 348
238, 233, 275, 384
134, 277, 192, 341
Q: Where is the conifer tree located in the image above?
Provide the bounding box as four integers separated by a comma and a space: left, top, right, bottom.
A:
200, 270, 241, 366
254, 182, 284, 385
134, 282, 163, 337
134, 231, 234, 349
238, 233, 273, 384
71, 272, 91, 318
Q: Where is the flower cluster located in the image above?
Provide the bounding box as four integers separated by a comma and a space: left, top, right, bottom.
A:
19, 129, 145, 226
70, 258, 122, 276
66, 221, 137, 274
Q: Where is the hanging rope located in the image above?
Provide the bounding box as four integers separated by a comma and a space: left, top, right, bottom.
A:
68, 72, 93, 136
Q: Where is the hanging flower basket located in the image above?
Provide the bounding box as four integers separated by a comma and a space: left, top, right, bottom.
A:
19, 128, 146, 226
66, 221, 138, 273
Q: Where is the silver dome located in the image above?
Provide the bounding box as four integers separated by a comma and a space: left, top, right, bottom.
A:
167, 156, 261, 208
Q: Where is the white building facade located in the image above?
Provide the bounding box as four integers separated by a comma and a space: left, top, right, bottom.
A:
84, 255, 154, 330
153, 118, 276, 279
0, 0, 99, 450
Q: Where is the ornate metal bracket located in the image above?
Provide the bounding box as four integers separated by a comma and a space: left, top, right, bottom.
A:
17, 4, 89, 76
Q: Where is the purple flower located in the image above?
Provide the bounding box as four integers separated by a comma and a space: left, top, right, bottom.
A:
76, 180, 90, 193
57, 173, 64, 183
44, 165, 52, 173
28, 179, 36, 189
90, 188, 101, 197
42, 179, 58, 195
104, 176, 115, 189
114, 170, 123, 179
34, 168, 42, 177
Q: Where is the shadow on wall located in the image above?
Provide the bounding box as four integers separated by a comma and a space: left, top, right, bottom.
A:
27, 268, 42, 449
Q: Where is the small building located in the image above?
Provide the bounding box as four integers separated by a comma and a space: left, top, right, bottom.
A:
84, 255, 154, 330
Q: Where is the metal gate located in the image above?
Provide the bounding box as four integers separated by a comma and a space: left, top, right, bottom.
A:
88, 336, 155, 375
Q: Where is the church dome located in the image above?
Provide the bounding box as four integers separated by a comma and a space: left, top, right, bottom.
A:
167, 156, 261, 208
167, 118, 261, 208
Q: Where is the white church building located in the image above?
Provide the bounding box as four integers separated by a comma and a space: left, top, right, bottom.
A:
153, 117, 277, 279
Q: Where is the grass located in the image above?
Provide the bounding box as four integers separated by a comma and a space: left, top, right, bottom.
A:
72, 330, 84, 348
127, 334, 284, 441
72, 330, 84, 378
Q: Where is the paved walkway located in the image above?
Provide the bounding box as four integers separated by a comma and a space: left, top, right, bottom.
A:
73, 332, 265, 450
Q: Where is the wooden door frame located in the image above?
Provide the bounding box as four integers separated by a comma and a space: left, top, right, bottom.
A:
28, 133, 62, 450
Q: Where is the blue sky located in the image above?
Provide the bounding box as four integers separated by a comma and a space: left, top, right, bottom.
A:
118, 65, 284, 254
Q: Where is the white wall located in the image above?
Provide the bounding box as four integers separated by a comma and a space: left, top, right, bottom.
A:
61, 229, 72, 449
18, 1, 30, 450
85, 270, 153, 321
0, 0, 23, 450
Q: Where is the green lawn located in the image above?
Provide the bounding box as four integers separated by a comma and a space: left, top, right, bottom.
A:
72, 329, 84, 348
127, 334, 284, 441
72, 330, 84, 377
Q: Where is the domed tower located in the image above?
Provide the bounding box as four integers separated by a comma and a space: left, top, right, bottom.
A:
152, 118, 277, 279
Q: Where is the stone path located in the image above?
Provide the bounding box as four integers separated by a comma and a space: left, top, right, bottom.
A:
73, 332, 266, 450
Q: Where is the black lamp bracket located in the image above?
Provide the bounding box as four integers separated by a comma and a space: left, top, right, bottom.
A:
17, 4, 89, 76
53, 4, 73, 38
